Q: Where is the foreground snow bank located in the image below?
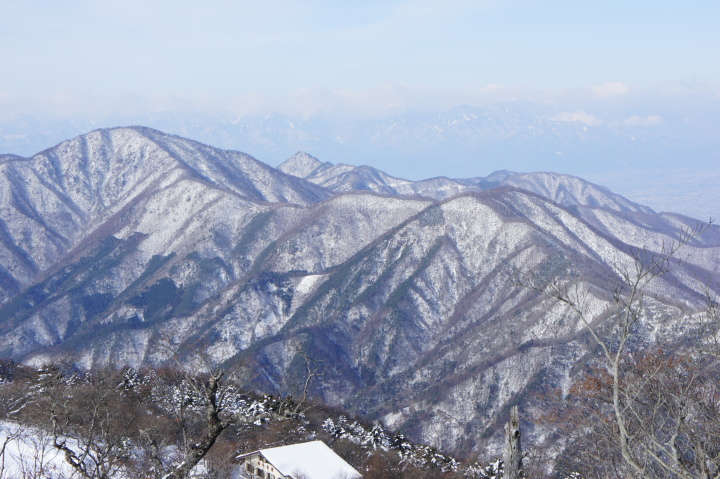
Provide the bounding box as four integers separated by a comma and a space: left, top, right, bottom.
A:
0, 421, 77, 478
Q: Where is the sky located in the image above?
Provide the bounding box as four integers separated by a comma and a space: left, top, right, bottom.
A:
1, 0, 720, 219
2, 0, 718, 115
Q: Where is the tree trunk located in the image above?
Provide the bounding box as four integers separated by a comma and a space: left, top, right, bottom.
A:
504, 405, 523, 479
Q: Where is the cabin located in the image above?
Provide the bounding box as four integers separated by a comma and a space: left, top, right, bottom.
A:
236, 440, 362, 479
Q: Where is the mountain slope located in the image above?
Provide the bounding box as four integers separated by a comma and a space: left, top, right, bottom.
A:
501, 171, 654, 214
0, 127, 330, 303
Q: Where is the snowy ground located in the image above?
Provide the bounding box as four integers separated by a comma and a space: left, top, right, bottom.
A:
0, 421, 77, 479
0, 421, 226, 479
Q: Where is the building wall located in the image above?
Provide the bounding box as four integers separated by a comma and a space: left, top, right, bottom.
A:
240, 452, 287, 479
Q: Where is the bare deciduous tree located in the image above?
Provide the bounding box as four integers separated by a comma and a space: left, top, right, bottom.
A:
522, 221, 720, 478
279, 347, 326, 416
504, 405, 523, 479
34, 366, 147, 479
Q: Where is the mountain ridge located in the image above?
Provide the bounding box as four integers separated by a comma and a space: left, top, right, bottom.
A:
279, 149, 655, 216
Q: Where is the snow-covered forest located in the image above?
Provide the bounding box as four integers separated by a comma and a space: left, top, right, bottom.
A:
0, 361, 508, 479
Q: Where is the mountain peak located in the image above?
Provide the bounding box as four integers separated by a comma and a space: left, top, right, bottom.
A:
278, 151, 325, 178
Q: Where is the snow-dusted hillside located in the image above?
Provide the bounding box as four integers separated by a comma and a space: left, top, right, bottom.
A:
0, 127, 718, 457
0, 127, 328, 303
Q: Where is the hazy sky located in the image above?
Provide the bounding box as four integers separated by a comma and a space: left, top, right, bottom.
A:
2, 1, 719, 218
2, 0, 719, 116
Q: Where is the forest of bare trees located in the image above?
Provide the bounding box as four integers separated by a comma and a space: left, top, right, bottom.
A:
0, 359, 500, 479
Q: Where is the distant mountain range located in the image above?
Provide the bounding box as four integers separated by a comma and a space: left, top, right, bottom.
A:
2, 103, 719, 218
1, 126, 718, 456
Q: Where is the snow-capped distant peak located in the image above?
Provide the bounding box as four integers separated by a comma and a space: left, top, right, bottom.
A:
278, 151, 325, 178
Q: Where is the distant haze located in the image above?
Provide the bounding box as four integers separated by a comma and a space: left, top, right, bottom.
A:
3, 1, 719, 98
1, 99, 719, 219
1, 1, 718, 218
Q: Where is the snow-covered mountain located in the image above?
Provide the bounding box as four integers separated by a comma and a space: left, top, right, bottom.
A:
0, 126, 718, 457
279, 150, 655, 214
0, 127, 328, 301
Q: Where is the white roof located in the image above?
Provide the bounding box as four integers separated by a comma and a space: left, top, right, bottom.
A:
241, 440, 362, 479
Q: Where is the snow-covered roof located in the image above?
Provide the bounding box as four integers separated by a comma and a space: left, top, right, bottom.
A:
239, 440, 362, 479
